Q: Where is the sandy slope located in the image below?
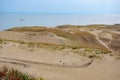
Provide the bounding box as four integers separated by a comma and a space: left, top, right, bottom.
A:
0, 42, 120, 80
79, 27, 120, 52
79, 28, 114, 52
0, 25, 120, 80
1, 59, 120, 80
0, 31, 70, 45
0, 42, 92, 67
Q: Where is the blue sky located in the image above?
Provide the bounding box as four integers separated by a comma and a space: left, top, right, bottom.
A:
0, 0, 120, 14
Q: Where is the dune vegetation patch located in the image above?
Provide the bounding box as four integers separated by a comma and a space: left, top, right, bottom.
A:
0, 38, 3, 44
2, 25, 118, 53
6, 26, 47, 32
0, 66, 44, 80
0, 39, 111, 59
5, 26, 110, 51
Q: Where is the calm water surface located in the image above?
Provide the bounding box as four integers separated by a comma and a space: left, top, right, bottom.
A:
0, 13, 120, 30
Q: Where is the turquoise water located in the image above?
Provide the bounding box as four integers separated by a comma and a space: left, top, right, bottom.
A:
0, 13, 120, 30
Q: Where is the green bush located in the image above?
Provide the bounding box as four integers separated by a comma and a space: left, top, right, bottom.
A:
0, 66, 43, 80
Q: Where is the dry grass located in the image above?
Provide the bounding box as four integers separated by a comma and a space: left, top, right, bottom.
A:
56, 25, 83, 29
1, 39, 110, 59
0, 39, 3, 44
5, 26, 110, 51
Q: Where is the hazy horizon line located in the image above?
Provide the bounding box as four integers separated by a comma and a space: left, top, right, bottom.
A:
0, 11, 120, 15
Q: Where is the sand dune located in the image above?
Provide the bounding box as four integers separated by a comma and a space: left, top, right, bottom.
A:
0, 24, 120, 80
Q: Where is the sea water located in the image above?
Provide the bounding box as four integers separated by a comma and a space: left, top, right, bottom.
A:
0, 13, 120, 30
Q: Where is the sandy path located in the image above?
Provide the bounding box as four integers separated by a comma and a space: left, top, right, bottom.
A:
95, 34, 113, 52
0, 43, 90, 66
1, 57, 120, 80
0, 57, 94, 68
79, 29, 114, 52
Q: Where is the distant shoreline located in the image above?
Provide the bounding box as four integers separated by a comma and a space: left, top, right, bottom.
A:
0, 13, 120, 30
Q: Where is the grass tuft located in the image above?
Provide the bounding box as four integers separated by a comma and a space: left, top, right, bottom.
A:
0, 66, 44, 80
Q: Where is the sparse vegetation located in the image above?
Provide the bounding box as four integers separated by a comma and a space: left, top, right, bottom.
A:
0, 39, 110, 59
88, 55, 96, 58
0, 38, 3, 44
70, 48, 106, 59
71, 46, 79, 49
116, 57, 120, 60
19, 41, 26, 44
6, 26, 111, 52
0, 25, 120, 80
0, 66, 44, 80
6, 26, 47, 32
0, 25, 112, 59
62, 63, 66, 65
0, 46, 3, 48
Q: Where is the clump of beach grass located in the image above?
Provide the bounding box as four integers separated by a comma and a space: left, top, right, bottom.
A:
0, 66, 44, 80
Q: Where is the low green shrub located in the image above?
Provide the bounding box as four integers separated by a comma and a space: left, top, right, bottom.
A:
0, 66, 43, 80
